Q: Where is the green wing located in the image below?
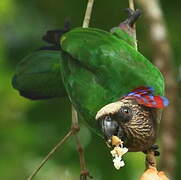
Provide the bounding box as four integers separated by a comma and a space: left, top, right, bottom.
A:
60, 27, 164, 125
12, 50, 66, 100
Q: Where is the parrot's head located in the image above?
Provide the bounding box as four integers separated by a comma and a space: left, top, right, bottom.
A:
95, 86, 169, 152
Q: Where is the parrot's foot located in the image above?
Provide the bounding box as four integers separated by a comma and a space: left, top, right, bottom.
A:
80, 170, 93, 180
119, 8, 141, 36
123, 8, 142, 28
143, 144, 160, 156
40, 19, 71, 50
141, 145, 170, 180
150, 144, 160, 156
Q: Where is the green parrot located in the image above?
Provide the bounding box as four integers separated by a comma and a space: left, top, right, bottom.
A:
12, 10, 168, 153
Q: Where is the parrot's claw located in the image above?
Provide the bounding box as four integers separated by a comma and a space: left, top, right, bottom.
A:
150, 144, 160, 156
150, 144, 159, 150
40, 19, 71, 50
119, 8, 141, 36
154, 150, 160, 156
124, 8, 142, 28
80, 170, 93, 180
143, 144, 160, 156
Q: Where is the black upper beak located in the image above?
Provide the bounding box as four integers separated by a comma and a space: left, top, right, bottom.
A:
100, 116, 119, 141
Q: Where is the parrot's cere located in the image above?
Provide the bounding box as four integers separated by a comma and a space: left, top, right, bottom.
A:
110, 136, 128, 169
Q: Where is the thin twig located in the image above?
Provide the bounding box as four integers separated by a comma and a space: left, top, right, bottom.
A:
74, 135, 86, 171
27, 130, 74, 180
129, 0, 135, 11
71, 105, 87, 172
82, 0, 95, 28
128, 0, 138, 50
71, 105, 87, 174
71, 107, 92, 179
72, 105, 79, 127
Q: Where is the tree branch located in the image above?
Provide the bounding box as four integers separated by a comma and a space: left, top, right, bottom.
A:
82, 0, 95, 28
128, 0, 138, 50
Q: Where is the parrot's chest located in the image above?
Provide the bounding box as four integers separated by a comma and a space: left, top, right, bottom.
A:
124, 120, 157, 152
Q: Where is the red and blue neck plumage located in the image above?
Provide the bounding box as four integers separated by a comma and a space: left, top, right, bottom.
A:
121, 86, 169, 109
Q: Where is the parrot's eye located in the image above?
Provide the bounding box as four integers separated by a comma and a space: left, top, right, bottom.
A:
117, 106, 133, 123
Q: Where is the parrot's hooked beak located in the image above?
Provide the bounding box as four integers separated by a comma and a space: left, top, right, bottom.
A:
101, 116, 119, 140
95, 102, 126, 145
100, 116, 124, 144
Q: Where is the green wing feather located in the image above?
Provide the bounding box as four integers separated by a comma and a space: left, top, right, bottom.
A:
12, 50, 66, 100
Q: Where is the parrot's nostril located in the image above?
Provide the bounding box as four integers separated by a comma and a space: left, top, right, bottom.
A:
105, 115, 112, 122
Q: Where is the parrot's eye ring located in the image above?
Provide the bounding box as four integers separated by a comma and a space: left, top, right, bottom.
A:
123, 108, 129, 114
117, 106, 133, 123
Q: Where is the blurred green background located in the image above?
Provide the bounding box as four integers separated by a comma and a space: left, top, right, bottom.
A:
0, 0, 180, 179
